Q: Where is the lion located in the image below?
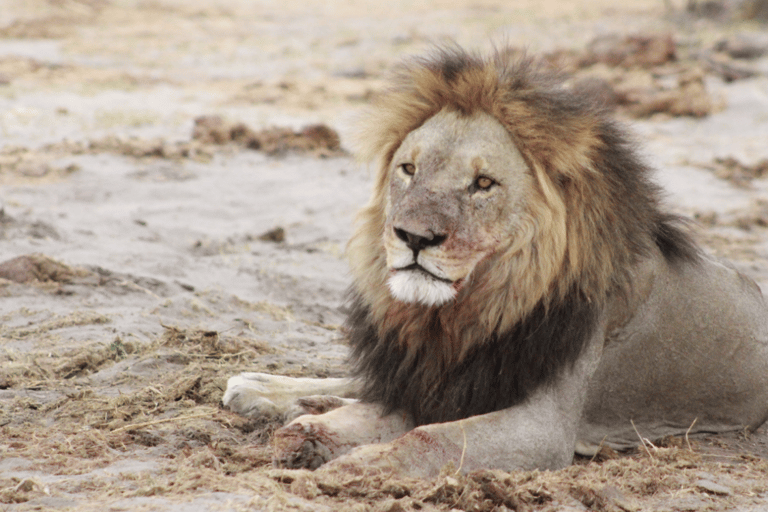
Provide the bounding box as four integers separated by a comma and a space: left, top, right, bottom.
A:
223, 47, 768, 477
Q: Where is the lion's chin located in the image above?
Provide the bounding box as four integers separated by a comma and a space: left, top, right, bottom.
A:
387, 271, 457, 307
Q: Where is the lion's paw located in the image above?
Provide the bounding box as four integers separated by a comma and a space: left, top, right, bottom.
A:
222, 372, 355, 421
222, 373, 285, 419
318, 429, 452, 479
272, 419, 341, 470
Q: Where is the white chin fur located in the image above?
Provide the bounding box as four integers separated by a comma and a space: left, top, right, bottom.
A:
387, 271, 456, 307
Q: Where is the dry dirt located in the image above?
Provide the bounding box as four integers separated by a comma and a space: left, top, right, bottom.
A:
2, 0, 768, 510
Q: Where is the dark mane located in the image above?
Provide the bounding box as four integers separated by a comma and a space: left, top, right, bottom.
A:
347, 289, 598, 425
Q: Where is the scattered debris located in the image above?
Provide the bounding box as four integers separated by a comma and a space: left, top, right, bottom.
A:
707, 156, 768, 188
702, 54, 758, 82
264, 445, 768, 511
55, 343, 126, 379
85, 135, 211, 160
713, 34, 768, 60
616, 69, 715, 118
0, 478, 49, 505
581, 33, 677, 69
546, 33, 677, 72
575, 68, 717, 118
732, 200, 768, 231
1, 119, 343, 185
192, 116, 345, 157
160, 324, 271, 360
548, 33, 723, 118
0, 144, 82, 184
0, 254, 91, 284
0, 139, 213, 186
258, 226, 286, 243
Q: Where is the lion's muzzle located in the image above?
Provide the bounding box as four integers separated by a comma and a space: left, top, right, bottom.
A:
386, 224, 461, 306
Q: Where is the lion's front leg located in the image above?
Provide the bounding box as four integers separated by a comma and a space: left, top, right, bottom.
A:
273, 376, 586, 476
317, 390, 581, 479
272, 401, 414, 469
310, 327, 605, 478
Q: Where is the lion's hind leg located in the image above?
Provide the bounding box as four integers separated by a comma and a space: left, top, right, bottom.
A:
222, 372, 358, 422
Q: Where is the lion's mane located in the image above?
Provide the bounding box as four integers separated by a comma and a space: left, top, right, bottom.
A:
345, 47, 698, 425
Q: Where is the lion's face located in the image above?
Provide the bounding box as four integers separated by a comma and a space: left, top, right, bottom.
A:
384, 109, 534, 307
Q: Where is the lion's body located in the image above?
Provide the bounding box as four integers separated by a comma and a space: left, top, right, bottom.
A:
581, 249, 768, 451
223, 47, 768, 476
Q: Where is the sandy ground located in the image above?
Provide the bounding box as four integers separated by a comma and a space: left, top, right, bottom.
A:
2, 0, 768, 510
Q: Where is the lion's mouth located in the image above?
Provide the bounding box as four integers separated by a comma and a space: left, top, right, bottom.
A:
394, 263, 453, 284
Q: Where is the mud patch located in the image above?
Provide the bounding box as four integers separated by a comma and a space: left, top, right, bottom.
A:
0, 254, 191, 298
189, 227, 291, 255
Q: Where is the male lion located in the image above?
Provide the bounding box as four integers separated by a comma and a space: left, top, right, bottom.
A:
224, 47, 768, 476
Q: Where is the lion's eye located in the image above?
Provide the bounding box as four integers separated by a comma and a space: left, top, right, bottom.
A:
475, 176, 496, 191
399, 163, 416, 177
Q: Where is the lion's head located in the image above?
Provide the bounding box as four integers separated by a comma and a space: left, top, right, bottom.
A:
383, 108, 534, 308
345, 47, 695, 424
348, 48, 662, 347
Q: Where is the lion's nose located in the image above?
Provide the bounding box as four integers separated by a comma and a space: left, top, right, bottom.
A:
394, 227, 447, 252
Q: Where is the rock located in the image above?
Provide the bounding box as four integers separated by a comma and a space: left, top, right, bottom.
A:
695, 478, 732, 496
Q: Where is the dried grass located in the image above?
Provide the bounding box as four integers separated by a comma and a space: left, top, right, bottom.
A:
260, 445, 768, 511
1, 310, 110, 340
2, 314, 768, 509
707, 157, 768, 189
